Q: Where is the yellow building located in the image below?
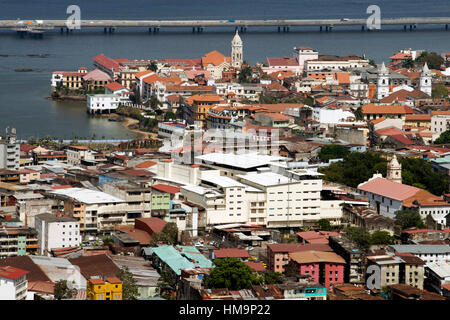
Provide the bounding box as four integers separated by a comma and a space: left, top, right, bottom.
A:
404, 114, 431, 129
186, 94, 224, 128
87, 277, 123, 300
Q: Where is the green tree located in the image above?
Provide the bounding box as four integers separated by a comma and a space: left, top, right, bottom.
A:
318, 145, 349, 162
117, 266, 139, 300
150, 222, 179, 246
432, 85, 449, 99
402, 58, 414, 69
157, 270, 177, 299
354, 107, 364, 121
370, 231, 395, 245
343, 226, 371, 251
164, 111, 177, 121
262, 271, 284, 285
435, 129, 450, 144
102, 236, 114, 245
416, 52, 444, 70
394, 209, 425, 229
147, 61, 158, 72
206, 258, 261, 290
54, 280, 77, 300
317, 218, 332, 231
238, 65, 253, 83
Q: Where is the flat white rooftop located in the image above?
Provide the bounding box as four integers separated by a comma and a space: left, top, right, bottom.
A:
237, 171, 298, 187
195, 152, 288, 170
50, 187, 125, 204
201, 176, 247, 188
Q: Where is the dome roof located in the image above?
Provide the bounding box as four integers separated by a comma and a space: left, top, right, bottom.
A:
389, 154, 401, 167
232, 30, 242, 44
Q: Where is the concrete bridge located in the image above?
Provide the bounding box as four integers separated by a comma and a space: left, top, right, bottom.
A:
2, 17, 450, 34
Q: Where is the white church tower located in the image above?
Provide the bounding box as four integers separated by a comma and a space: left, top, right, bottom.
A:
377, 62, 390, 100
419, 62, 432, 96
231, 30, 243, 69
386, 155, 402, 184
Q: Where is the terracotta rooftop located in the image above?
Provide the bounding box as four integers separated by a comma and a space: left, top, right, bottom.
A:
213, 248, 250, 259
358, 177, 420, 201
267, 243, 332, 253
289, 250, 345, 264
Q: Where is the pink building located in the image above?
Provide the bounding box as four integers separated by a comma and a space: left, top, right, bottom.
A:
288, 250, 345, 289
266, 243, 333, 273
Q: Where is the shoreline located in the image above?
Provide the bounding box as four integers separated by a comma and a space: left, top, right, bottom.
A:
101, 113, 157, 140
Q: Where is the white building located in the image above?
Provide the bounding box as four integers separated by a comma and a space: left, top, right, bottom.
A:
215, 82, 263, 101
0, 266, 28, 300
431, 111, 450, 141
49, 187, 128, 236
0, 128, 20, 171
388, 245, 450, 264
87, 93, 130, 114
358, 174, 450, 226
35, 213, 80, 256
419, 62, 432, 96
312, 106, 355, 124
377, 62, 390, 100
304, 56, 369, 71
231, 30, 243, 69
293, 46, 319, 71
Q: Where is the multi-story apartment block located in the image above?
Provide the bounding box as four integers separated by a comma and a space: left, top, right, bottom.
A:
0, 266, 28, 300
35, 213, 81, 256
0, 227, 38, 258
48, 187, 127, 238
0, 128, 20, 171
388, 245, 450, 264
102, 181, 152, 222
328, 235, 366, 285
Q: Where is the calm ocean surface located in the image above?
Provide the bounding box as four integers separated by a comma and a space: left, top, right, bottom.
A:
0, 0, 450, 139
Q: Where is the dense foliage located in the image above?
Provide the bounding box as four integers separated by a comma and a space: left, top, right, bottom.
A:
319, 152, 448, 195
54, 280, 77, 300
206, 258, 261, 290
343, 227, 395, 251
150, 222, 179, 246
434, 129, 450, 145
117, 266, 140, 300
317, 218, 332, 231
432, 85, 449, 99
394, 209, 426, 229
319, 152, 387, 188
318, 145, 350, 162
415, 51, 444, 70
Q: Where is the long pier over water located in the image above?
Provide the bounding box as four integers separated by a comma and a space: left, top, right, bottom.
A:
2, 17, 450, 34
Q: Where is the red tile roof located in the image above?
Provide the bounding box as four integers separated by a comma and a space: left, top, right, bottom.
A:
93, 54, 121, 70
289, 250, 345, 264
245, 261, 266, 272
358, 177, 420, 201
0, 265, 29, 280
135, 160, 157, 169
202, 50, 228, 67
267, 243, 332, 253
151, 184, 180, 194
213, 248, 250, 259
104, 82, 125, 91
267, 57, 299, 67
28, 281, 55, 294
405, 114, 431, 121
362, 104, 413, 115
135, 217, 167, 235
